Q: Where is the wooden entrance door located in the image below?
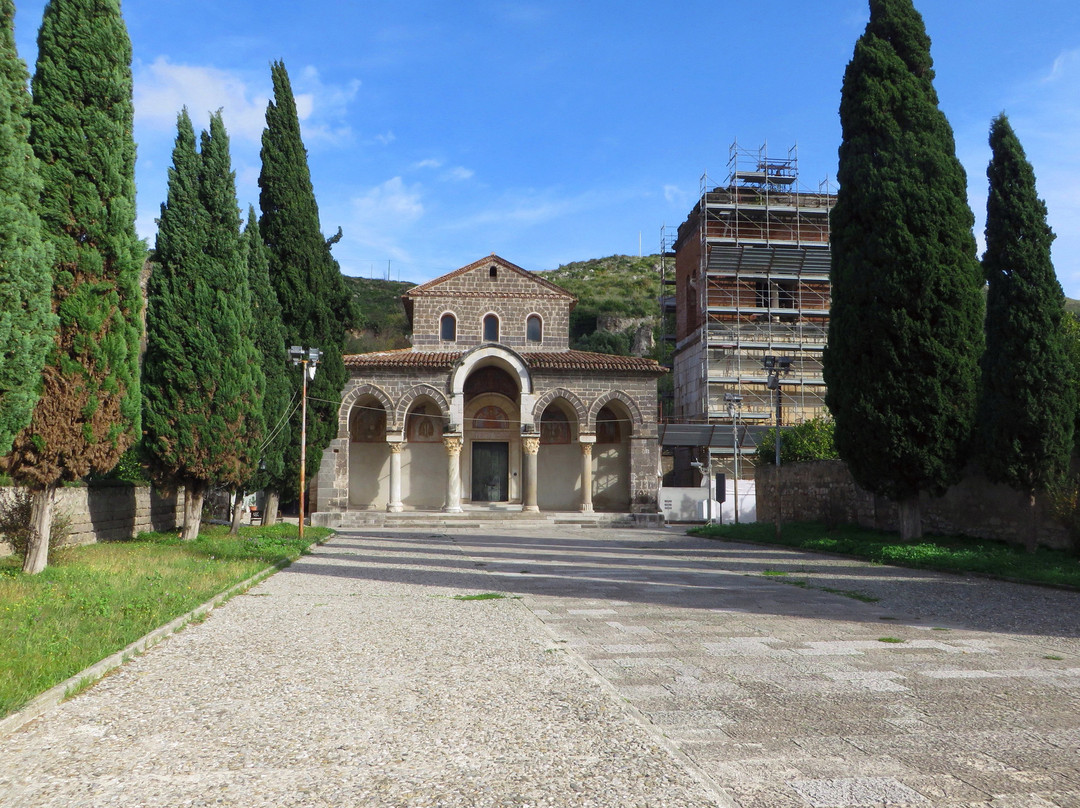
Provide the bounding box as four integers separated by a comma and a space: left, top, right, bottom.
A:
471, 442, 509, 502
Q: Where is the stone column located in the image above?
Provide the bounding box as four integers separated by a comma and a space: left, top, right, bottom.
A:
387, 440, 404, 513
521, 435, 540, 512
579, 436, 595, 513
443, 435, 463, 513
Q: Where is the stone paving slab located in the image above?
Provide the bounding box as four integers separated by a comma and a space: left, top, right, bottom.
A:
1, 524, 1078, 807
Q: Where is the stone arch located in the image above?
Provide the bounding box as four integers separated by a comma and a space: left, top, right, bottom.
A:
587, 390, 643, 434
530, 388, 588, 430
450, 344, 532, 397
338, 383, 394, 439
395, 384, 450, 429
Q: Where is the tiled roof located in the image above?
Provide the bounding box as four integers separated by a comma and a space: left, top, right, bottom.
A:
343, 348, 666, 374
344, 350, 463, 369
524, 351, 667, 373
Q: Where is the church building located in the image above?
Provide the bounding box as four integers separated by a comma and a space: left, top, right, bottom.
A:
311, 255, 664, 519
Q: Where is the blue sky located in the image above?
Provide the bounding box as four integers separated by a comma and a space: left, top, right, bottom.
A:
13, 1, 1080, 295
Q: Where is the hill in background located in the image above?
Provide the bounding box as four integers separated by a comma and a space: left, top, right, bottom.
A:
343, 255, 666, 359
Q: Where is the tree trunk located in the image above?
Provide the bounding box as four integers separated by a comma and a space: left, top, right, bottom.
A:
229, 488, 245, 535
1025, 491, 1039, 554
22, 484, 58, 575
262, 490, 280, 527
182, 480, 207, 540
898, 495, 922, 541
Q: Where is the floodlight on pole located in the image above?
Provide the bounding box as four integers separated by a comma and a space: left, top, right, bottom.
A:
763, 356, 793, 539
290, 345, 322, 540
724, 392, 743, 525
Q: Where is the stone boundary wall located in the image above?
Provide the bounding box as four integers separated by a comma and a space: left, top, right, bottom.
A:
756, 460, 1073, 551
0, 485, 185, 558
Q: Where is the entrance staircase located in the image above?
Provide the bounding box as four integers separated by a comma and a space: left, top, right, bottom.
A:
312, 506, 664, 530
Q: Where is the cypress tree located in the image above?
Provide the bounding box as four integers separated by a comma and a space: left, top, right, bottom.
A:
143, 110, 263, 539
243, 205, 291, 526
7, 0, 143, 573
823, 0, 984, 540
0, 0, 54, 457
977, 114, 1074, 548
259, 60, 351, 507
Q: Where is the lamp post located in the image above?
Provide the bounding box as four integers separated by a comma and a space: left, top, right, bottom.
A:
690, 456, 714, 524
763, 356, 792, 539
289, 346, 322, 540
724, 392, 742, 524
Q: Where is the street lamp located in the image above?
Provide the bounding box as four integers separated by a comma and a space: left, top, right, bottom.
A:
290, 345, 322, 540
763, 356, 792, 538
724, 392, 742, 524
690, 457, 714, 524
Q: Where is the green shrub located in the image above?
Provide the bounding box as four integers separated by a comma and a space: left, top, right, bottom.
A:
756, 417, 839, 465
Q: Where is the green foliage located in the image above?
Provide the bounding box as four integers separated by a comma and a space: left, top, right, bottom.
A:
6, 0, 143, 488
977, 114, 1075, 496
341, 275, 413, 353
1061, 313, 1080, 446
0, 522, 330, 717
690, 521, 1080, 587
0, 0, 54, 457
88, 446, 148, 485
755, 417, 839, 465
143, 110, 263, 491
824, 0, 984, 502
244, 207, 291, 490
259, 61, 352, 495
573, 329, 633, 356
542, 255, 663, 320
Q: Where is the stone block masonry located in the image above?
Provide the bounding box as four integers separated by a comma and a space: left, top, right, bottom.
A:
0, 485, 185, 558
756, 460, 1073, 551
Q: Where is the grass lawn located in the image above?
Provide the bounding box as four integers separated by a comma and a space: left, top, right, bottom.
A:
0, 523, 332, 719
690, 521, 1080, 589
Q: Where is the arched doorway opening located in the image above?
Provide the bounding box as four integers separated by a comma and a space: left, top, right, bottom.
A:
537, 401, 580, 510
402, 399, 446, 509
348, 396, 389, 509
463, 364, 520, 504
593, 402, 631, 511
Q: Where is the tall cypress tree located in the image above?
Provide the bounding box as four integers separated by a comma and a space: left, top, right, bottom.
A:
7, 0, 143, 573
243, 205, 291, 525
143, 110, 263, 539
0, 0, 54, 457
977, 114, 1074, 548
823, 0, 984, 540
259, 60, 351, 507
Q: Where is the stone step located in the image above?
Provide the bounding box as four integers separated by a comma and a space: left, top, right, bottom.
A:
311, 510, 659, 529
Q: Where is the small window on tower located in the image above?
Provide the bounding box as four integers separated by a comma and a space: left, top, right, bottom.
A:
526, 314, 542, 343
483, 314, 499, 342
489, 265, 498, 279
440, 313, 456, 341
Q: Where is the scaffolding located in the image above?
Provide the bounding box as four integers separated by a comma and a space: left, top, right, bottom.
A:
665, 141, 836, 479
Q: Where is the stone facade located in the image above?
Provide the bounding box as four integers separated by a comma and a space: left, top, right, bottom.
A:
313, 255, 665, 518
0, 484, 184, 558
756, 460, 1073, 551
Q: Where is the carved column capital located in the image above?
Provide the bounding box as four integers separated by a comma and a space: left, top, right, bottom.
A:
521, 436, 540, 455
443, 436, 463, 457
580, 441, 594, 458
388, 441, 404, 455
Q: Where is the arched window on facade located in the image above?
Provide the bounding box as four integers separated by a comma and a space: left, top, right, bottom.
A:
526, 314, 542, 344
482, 313, 499, 343
440, 313, 456, 342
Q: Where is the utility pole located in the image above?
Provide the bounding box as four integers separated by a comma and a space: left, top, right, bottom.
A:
290, 346, 322, 539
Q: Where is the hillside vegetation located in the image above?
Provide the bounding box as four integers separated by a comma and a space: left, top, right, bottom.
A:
342, 255, 666, 358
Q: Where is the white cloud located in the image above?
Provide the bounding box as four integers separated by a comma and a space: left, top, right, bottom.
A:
344, 177, 425, 263
290, 66, 362, 145
443, 166, 474, 182
134, 57, 269, 142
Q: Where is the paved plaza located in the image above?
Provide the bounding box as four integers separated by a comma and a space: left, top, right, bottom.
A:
1, 525, 1078, 807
